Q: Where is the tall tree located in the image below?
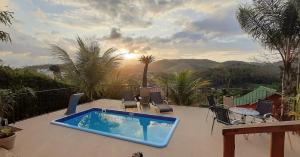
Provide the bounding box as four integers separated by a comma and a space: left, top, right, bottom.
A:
0, 10, 13, 43
139, 55, 154, 87
237, 0, 300, 118
51, 37, 121, 100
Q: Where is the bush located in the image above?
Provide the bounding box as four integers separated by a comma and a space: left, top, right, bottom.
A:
0, 66, 70, 90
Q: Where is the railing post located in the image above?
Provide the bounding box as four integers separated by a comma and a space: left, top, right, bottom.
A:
224, 135, 235, 157
270, 132, 285, 157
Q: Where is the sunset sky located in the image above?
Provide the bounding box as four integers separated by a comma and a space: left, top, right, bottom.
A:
0, 0, 275, 67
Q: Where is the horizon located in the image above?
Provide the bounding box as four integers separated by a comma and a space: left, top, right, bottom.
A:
0, 0, 280, 67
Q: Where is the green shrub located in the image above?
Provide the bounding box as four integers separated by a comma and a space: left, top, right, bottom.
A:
0, 66, 70, 90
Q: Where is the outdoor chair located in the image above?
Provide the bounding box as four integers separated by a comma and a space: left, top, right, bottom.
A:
122, 91, 138, 111
65, 93, 84, 115
206, 95, 217, 121
253, 100, 273, 122
150, 92, 173, 113
211, 106, 243, 134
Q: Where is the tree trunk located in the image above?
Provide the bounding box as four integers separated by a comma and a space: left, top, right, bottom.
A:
281, 62, 293, 120
142, 64, 148, 87
297, 53, 300, 88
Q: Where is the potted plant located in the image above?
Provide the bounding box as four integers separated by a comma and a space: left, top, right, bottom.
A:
0, 128, 15, 149
0, 89, 15, 125
0, 89, 16, 149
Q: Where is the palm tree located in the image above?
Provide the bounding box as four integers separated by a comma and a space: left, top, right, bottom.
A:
168, 70, 209, 106
139, 55, 154, 87
237, 0, 300, 118
0, 10, 13, 43
51, 37, 121, 100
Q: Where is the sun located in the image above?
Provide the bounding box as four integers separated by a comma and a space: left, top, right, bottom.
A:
120, 49, 138, 59
124, 53, 138, 59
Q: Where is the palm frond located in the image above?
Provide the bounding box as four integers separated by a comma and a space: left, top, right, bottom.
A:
50, 36, 121, 100
50, 45, 80, 76
0, 11, 13, 26
0, 31, 11, 43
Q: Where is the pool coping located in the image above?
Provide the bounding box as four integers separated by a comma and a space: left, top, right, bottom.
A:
50, 108, 180, 148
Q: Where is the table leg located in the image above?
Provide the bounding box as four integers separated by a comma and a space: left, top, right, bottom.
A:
241, 115, 246, 124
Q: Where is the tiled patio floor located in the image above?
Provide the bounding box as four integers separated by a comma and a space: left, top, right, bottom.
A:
8, 99, 300, 157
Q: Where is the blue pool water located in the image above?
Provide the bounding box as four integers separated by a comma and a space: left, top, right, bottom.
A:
51, 108, 179, 147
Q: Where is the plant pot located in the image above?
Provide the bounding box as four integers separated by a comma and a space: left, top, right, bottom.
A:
0, 134, 16, 150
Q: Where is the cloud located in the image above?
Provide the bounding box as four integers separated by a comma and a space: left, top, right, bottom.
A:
1, 0, 274, 67
108, 28, 122, 39
43, 0, 185, 28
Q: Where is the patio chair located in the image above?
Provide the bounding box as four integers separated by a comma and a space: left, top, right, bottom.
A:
65, 93, 84, 115
211, 106, 242, 134
206, 95, 217, 121
122, 91, 138, 111
253, 100, 273, 122
149, 92, 173, 113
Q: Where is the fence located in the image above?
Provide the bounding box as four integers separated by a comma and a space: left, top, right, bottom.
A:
11, 88, 76, 122
4, 85, 284, 122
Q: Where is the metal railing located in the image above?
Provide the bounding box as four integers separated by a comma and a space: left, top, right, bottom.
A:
11, 88, 75, 122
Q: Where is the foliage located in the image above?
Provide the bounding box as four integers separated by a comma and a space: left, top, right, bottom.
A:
289, 85, 300, 119
0, 87, 36, 122
139, 55, 155, 87
101, 72, 128, 99
0, 128, 14, 138
200, 64, 280, 88
0, 66, 70, 90
0, 10, 13, 43
0, 89, 15, 119
49, 65, 62, 80
167, 70, 209, 106
51, 37, 122, 100
237, 0, 300, 118
0, 65, 77, 122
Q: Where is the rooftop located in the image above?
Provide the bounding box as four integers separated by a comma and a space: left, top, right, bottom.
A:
6, 99, 300, 157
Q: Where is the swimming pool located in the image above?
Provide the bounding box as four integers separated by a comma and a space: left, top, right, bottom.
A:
51, 108, 179, 148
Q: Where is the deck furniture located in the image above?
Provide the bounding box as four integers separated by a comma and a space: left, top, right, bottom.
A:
139, 96, 150, 111
65, 93, 84, 115
229, 107, 259, 124
253, 100, 273, 122
122, 91, 138, 111
211, 106, 243, 134
149, 92, 173, 113
206, 95, 218, 121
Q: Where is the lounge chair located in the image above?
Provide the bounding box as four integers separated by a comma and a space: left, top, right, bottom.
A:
65, 93, 84, 115
211, 106, 242, 134
253, 100, 273, 122
122, 91, 138, 111
149, 92, 173, 113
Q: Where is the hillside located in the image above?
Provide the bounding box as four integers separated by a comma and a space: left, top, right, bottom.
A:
118, 59, 281, 75
25, 59, 282, 77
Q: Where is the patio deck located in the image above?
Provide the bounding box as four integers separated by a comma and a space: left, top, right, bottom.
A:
6, 99, 300, 157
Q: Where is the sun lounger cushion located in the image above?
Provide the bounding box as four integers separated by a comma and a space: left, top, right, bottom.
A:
124, 101, 137, 108
156, 104, 173, 113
